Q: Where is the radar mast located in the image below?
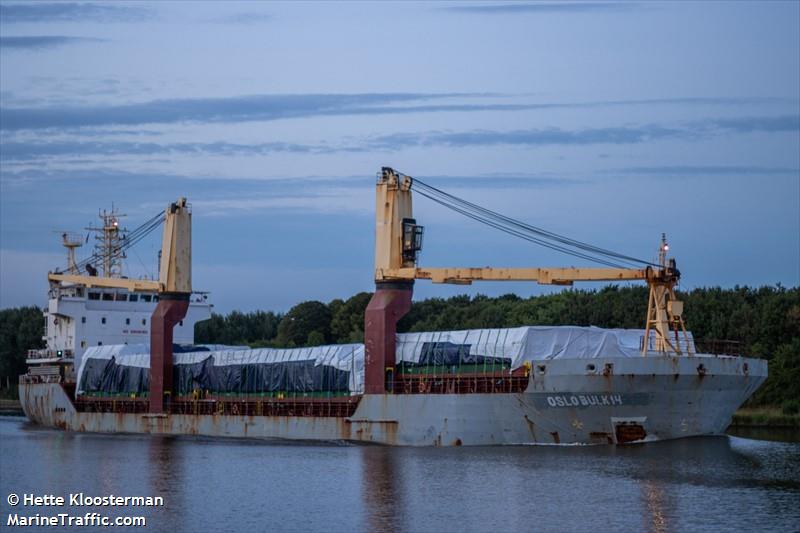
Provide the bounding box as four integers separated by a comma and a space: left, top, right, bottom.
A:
85, 205, 127, 278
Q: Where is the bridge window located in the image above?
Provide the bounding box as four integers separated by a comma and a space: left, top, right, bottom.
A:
102, 293, 113, 301
115, 293, 128, 302
129, 295, 139, 302
141, 295, 152, 302
88, 292, 100, 300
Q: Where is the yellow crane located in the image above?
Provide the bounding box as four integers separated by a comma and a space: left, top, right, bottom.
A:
48, 198, 192, 295
48, 198, 192, 413
365, 168, 690, 394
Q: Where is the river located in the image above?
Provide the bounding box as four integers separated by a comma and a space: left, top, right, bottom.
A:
1, 416, 798, 532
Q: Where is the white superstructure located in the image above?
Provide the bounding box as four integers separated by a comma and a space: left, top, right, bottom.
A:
39, 284, 211, 366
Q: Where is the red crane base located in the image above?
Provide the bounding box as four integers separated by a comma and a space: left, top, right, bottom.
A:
149, 293, 190, 413
364, 282, 413, 394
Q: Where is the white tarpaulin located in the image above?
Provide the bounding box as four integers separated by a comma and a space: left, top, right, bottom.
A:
397, 326, 694, 368
76, 326, 694, 395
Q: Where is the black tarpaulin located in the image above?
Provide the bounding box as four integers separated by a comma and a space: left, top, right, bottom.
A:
78, 356, 351, 395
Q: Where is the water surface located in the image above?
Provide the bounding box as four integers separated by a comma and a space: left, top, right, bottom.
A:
1, 416, 798, 532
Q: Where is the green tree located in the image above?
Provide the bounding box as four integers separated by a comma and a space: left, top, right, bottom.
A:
0, 307, 44, 395
330, 292, 372, 343
276, 301, 332, 346
306, 330, 326, 346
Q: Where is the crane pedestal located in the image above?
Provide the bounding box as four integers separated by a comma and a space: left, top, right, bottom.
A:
364, 281, 413, 394
149, 293, 190, 413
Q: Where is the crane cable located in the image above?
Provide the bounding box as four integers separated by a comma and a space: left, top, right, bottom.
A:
413, 188, 628, 268
410, 177, 658, 269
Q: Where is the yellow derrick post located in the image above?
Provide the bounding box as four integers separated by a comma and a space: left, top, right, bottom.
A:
158, 197, 192, 294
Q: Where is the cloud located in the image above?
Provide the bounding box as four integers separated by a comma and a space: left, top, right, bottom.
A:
0, 3, 152, 23
3, 115, 798, 163
616, 165, 800, 176
0, 168, 582, 203
706, 115, 800, 133
0, 93, 497, 131
443, 2, 636, 14
368, 124, 687, 150
211, 12, 271, 25
366, 114, 799, 150
0, 126, 682, 162
190, 188, 373, 217
0, 36, 105, 51
0, 140, 321, 161
2, 94, 793, 132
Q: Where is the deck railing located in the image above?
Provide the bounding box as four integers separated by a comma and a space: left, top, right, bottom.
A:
19, 374, 62, 384
26, 348, 73, 359
693, 339, 745, 356
390, 373, 529, 394
74, 396, 361, 418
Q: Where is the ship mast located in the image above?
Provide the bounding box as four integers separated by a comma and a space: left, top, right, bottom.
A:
57, 232, 83, 274
85, 205, 127, 278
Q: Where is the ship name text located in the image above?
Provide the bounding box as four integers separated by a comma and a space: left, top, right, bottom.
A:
546, 394, 623, 408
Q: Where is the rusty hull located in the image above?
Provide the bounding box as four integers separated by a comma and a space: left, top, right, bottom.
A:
20, 353, 766, 446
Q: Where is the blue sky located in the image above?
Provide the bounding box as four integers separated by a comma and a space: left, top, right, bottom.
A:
1, 1, 798, 313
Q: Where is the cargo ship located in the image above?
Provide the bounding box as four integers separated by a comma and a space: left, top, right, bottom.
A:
19, 169, 767, 446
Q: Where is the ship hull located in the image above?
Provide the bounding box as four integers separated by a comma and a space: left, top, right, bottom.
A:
19, 354, 766, 446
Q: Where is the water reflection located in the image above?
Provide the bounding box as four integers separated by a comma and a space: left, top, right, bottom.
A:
146, 435, 184, 533
361, 446, 403, 533
640, 480, 672, 533
148, 435, 179, 495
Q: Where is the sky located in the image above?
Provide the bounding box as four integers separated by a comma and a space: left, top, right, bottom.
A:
0, 1, 798, 313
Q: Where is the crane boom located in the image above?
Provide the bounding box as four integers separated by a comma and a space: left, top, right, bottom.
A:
378, 266, 651, 285
47, 198, 192, 294
370, 167, 689, 357
44, 274, 160, 291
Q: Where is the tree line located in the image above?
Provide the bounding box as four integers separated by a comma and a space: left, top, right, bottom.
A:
1, 285, 797, 410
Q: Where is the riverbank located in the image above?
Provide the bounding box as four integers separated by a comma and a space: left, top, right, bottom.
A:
729, 407, 800, 428
0, 399, 23, 416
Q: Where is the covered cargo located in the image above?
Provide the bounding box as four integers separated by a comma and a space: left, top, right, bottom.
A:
395, 326, 694, 368
76, 343, 363, 397
76, 326, 694, 397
